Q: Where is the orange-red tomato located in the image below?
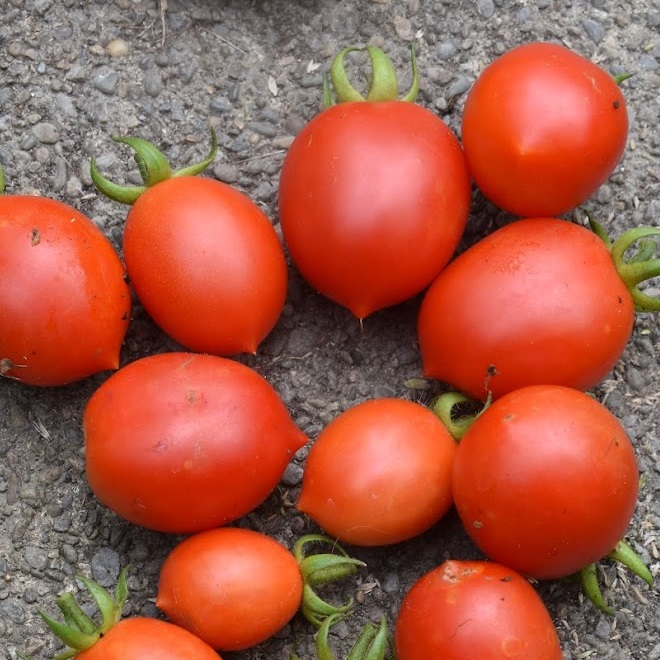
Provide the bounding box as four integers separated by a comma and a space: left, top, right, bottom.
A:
157, 527, 303, 651
452, 385, 639, 579
297, 398, 456, 545
279, 102, 471, 319
461, 42, 628, 217
83, 352, 307, 533
76, 618, 221, 659
123, 176, 287, 355
418, 218, 635, 401
395, 560, 563, 659
0, 195, 130, 385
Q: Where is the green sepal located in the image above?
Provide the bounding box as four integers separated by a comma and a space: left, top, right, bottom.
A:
56, 592, 96, 635
90, 128, 217, 205
613, 72, 633, 85
608, 539, 654, 588
294, 534, 366, 628
312, 613, 391, 660
0, 163, 5, 194
37, 608, 100, 652
431, 391, 491, 442
325, 44, 419, 107
579, 563, 613, 615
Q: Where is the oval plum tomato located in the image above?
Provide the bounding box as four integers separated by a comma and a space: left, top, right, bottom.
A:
0, 189, 130, 386
418, 218, 639, 401
451, 385, 639, 580
91, 132, 287, 356
461, 42, 628, 217
395, 560, 562, 660
297, 398, 457, 545
74, 618, 222, 660
83, 352, 307, 533
278, 46, 471, 319
157, 527, 303, 651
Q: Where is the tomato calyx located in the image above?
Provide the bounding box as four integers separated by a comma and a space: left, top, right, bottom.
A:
34, 566, 129, 659
323, 45, 419, 107
431, 390, 492, 441
294, 534, 367, 627
291, 612, 391, 660
90, 128, 218, 205
586, 214, 660, 311
578, 539, 653, 615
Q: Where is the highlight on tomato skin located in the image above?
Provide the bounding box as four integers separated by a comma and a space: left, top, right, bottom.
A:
395, 559, 563, 660
0, 194, 131, 386
83, 352, 308, 534
156, 527, 304, 652
461, 41, 629, 217
297, 397, 457, 546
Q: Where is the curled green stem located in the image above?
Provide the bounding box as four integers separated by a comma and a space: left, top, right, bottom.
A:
294, 534, 366, 627
90, 128, 217, 205
586, 213, 660, 312
324, 44, 419, 107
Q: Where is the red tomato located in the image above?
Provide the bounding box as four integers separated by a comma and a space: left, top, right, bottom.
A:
123, 176, 287, 355
452, 385, 639, 580
157, 527, 303, 651
278, 102, 471, 319
76, 618, 221, 660
461, 42, 628, 217
418, 218, 634, 401
297, 398, 456, 545
0, 196, 130, 385
395, 560, 563, 659
83, 352, 307, 533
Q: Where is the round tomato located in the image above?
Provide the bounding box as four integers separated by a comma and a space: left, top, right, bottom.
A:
157, 527, 303, 651
451, 385, 639, 580
461, 42, 628, 217
279, 99, 470, 319
83, 352, 307, 533
395, 560, 563, 659
122, 175, 287, 355
297, 398, 456, 545
75, 618, 222, 660
418, 218, 635, 401
0, 195, 130, 385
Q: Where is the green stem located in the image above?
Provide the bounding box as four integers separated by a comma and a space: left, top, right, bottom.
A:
431, 391, 491, 441
325, 44, 419, 107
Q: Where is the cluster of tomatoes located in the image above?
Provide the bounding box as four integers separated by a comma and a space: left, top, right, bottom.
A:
2, 41, 658, 659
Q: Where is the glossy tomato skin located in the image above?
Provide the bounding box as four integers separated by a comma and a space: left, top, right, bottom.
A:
278, 101, 471, 319
123, 176, 287, 355
83, 352, 307, 533
297, 398, 456, 545
418, 218, 634, 401
395, 560, 562, 660
461, 42, 628, 217
157, 527, 303, 651
452, 385, 639, 580
77, 617, 221, 659
0, 196, 130, 386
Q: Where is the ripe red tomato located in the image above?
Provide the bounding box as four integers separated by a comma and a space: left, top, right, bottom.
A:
83, 352, 307, 533
122, 176, 287, 355
76, 618, 222, 660
418, 218, 635, 401
278, 102, 471, 319
395, 560, 563, 659
0, 195, 130, 385
297, 398, 457, 545
157, 527, 303, 651
451, 385, 639, 580
461, 42, 628, 217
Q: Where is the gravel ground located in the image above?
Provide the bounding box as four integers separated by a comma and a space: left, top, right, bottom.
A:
1, 0, 659, 658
